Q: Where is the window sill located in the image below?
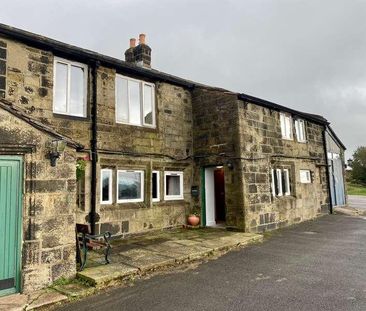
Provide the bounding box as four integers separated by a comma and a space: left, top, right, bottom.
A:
274, 195, 296, 200
164, 197, 184, 201
115, 121, 156, 130
117, 200, 144, 204
53, 112, 89, 121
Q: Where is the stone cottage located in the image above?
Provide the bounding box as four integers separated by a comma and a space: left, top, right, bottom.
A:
0, 23, 346, 295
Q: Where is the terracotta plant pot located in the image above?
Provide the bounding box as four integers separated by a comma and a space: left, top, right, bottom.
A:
187, 214, 200, 226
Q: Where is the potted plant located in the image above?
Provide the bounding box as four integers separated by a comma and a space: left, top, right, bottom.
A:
187, 205, 201, 226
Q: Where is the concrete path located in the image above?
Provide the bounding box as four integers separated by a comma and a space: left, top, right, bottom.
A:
58, 215, 366, 311
348, 195, 366, 210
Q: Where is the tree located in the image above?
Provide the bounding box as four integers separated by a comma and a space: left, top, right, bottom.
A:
350, 146, 366, 185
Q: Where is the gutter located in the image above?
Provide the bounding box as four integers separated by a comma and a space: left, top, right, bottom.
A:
322, 127, 333, 214
89, 61, 99, 235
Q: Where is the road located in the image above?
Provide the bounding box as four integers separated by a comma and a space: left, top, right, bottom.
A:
348, 195, 366, 210
58, 215, 366, 311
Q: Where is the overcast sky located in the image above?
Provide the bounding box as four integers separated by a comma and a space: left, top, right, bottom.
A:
1, 0, 365, 159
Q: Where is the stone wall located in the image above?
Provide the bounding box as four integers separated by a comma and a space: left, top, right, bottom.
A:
192, 88, 245, 229
238, 102, 329, 232
1, 35, 91, 147
0, 108, 77, 293
192, 87, 329, 232
75, 70, 195, 235
1, 34, 195, 237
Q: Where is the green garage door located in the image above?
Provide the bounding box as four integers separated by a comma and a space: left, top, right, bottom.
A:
0, 156, 22, 296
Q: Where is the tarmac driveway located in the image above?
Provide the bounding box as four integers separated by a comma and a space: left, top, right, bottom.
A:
58, 215, 366, 311
348, 195, 366, 210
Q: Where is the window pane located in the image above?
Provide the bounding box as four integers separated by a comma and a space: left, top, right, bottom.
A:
69, 65, 85, 116
283, 170, 290, 194
276, 169, 282, 195
129, 80, 141, 125
300, 121, 305, 141
166, 175, 181, 196
143, 84, 153, 125
152, 172, 158, 199
118, 171, 142, 200
285, 117, 291, 138
116, 77, 129, 122
54, 62, 68, 113
280, 114, 286, 137
101, 171, 111, 202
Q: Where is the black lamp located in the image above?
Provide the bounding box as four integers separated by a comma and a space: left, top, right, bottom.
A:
48, 139, 66, 167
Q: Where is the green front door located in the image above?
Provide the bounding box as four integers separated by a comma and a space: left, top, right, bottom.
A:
0, 156, 22, 296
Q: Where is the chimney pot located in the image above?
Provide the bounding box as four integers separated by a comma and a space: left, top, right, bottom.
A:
139, 33, 146, 45
130, 38, 136, 48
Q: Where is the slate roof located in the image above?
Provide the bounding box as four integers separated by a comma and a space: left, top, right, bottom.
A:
0, 23, 345, 148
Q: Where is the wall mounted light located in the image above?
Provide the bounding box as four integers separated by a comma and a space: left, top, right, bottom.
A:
47, 139, 66, 167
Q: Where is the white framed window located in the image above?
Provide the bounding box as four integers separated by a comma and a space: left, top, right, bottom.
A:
53, 57, 88, 117
300, 169, 312, 183
280, 113, 293, 140
282, 169, 291, 195
117, 170, 144, 203
115, 74, 155, 127
100, 169, 112, 204
152, 171, 160, 202
271, 168, 291, 197
295, 119, 306, 142
164, 171, 184, 200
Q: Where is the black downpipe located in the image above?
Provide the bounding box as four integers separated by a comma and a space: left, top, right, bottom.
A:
89, 61, 99, 235
322, 127, 333, 214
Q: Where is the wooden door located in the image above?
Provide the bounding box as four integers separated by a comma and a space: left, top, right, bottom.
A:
0, 156, 22, 296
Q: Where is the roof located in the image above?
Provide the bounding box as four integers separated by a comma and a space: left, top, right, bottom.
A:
238, 93, 329, 125
0, 23, 344, 144
0, 23, 195, 88
0, 98, 84, 150
327, 125, 346, 150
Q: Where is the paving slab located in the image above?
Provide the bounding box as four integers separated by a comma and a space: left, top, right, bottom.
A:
26, 290, 68, 310
114, 248, 176, 271
53, 283, 95, 298
76, 228, 262, 287
77, 263, 138, 286
0, 293, 28, 311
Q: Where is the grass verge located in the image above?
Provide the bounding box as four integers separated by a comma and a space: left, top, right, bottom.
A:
347, 183, 366, 196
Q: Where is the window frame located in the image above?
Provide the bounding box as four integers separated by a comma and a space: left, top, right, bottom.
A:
100, 169, 113, 205
271, 168, 291, 197
53, 56, 88, 117
276, 168, 283, 196
152, 170, 160, 202
280, 113, 293, 140
164, 171, 184, 201
295, 119, 306, 143
300, 169, 312, 184
117, 170, 144, 203
115, 74, 156, 128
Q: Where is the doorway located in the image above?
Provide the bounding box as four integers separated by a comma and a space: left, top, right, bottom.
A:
204, 166, 226, 226
0, 156, 23, 296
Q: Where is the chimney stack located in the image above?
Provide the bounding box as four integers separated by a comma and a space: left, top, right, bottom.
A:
124, 34, 152, 68
139, 34, 146, 45
124, 38, 136, 63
